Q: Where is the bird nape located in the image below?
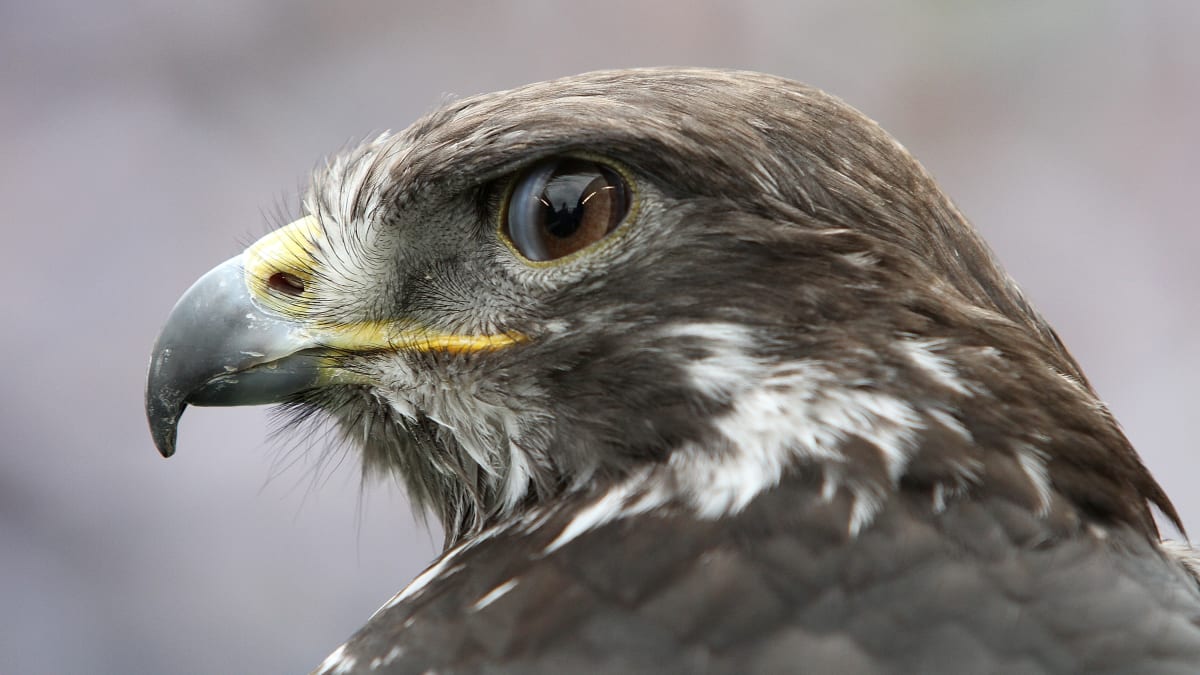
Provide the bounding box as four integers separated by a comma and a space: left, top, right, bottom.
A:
145, 68, 1200, 674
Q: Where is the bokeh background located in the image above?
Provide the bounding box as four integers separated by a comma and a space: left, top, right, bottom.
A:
3, 2, 1197, 673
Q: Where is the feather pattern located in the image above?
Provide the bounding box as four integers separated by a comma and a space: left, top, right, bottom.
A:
205, 69, 1197, 672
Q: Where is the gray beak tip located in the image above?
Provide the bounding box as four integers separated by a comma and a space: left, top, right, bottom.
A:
153, 426, 179, 459
145, 365, 184, 458
149, 412, 180, 458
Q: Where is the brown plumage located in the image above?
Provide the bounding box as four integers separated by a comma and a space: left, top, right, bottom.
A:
147, 69, 1199, 674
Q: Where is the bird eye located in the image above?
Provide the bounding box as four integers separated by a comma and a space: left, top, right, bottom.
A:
503, 158, 631, 262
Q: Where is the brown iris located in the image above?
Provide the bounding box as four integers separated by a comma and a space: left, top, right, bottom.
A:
503, 158, 631, 262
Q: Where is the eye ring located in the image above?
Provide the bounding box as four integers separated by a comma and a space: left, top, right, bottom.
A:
500, 157, 633, 263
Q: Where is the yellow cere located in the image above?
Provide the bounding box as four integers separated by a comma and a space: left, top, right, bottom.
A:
243, 215, 325, 316
243, 216, 526, 355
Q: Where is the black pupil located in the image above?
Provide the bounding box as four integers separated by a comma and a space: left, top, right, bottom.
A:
542, 172, 604, 239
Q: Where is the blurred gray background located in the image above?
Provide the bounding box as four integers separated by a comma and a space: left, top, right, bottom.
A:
2, 1, 1197, 673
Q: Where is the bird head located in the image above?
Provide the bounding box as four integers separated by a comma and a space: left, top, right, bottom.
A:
146, 68, 1176, 545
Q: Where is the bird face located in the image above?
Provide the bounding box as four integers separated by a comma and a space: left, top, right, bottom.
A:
147, 68, 1175, 544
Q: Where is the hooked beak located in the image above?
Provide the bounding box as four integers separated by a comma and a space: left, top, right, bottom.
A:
145, 216, 523, 458
144, 252, 326, 457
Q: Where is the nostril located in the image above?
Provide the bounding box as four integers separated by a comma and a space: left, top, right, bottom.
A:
268, 272, 305, 296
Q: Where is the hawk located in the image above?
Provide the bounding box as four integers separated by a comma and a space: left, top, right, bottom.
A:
146, 69, 1200, 673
